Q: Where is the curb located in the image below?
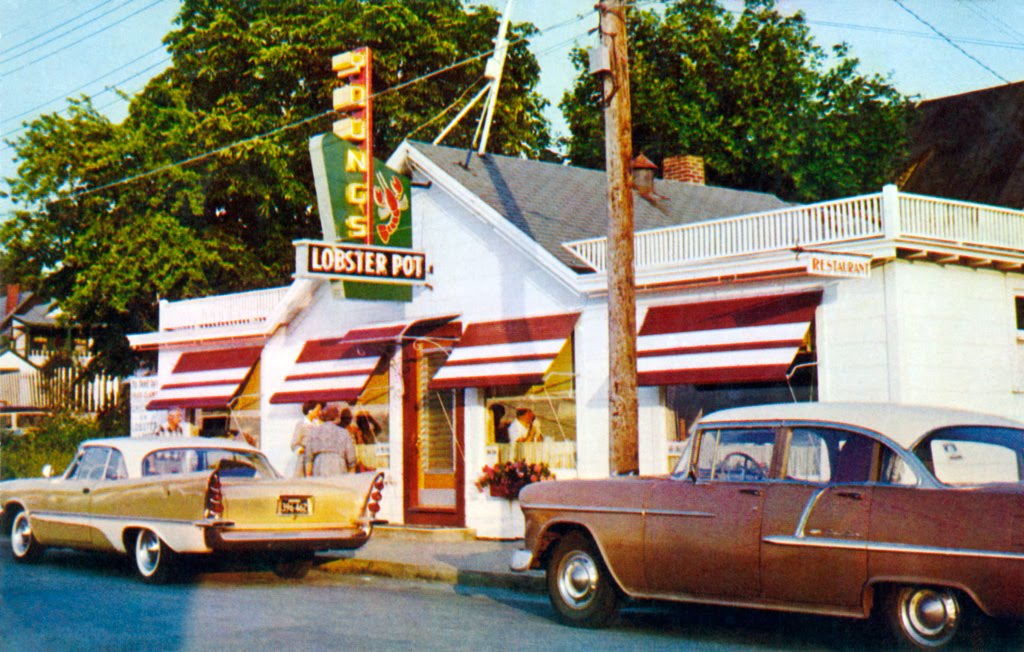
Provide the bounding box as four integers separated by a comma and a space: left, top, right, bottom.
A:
315, 557, 546, 594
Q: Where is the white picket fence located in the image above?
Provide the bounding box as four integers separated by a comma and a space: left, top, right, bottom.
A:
0, 368, 122, 413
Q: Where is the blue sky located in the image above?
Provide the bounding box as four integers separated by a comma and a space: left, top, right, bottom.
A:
3, 0, 1024, 216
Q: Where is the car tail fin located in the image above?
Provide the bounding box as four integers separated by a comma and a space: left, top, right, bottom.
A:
365, 472, 386, 522
205, 470, 225, 519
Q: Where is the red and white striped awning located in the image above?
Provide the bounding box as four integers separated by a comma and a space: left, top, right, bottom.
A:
147, 346, 262, 410
637, 291, 821, 386
270, 315, 458, 404
431, 313, 579, 390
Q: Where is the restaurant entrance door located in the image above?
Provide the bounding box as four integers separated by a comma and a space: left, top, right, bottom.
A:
402, 339, 465, 526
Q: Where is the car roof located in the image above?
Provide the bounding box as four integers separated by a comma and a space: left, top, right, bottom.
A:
698, 402, 1024, 450
77, 436, 264, 478
83, 436, 258, 454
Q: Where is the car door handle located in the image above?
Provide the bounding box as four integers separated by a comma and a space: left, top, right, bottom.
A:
835, 491, 863, 501
738, 488, 762, 497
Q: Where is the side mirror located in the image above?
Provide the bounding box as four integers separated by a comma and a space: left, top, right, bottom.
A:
41, 464, 53, 478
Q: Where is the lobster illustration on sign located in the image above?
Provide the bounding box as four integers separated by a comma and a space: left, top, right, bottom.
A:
373, 172, 408, 244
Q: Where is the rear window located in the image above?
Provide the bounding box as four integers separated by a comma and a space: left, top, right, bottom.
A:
913, 426, 1024, 486
142, 448, 278, 479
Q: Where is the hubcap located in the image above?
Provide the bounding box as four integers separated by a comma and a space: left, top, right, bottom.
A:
899, 587, 960, 647
135, 530, 161, 577
557, 551, 599, 610
11, 513, 32, 557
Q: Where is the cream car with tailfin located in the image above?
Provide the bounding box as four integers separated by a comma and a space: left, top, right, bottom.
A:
1, 436, 385, 582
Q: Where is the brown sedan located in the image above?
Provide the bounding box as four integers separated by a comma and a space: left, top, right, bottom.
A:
511, 402, 1024, 649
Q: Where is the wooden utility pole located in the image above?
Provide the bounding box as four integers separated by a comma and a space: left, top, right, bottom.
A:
598, 0, 638, 475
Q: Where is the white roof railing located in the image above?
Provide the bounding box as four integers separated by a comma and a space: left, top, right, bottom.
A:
563, 185, 1024, 273
158, 286, 291, 332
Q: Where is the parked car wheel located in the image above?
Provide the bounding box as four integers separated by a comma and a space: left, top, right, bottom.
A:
885, 585, 964, 649
133, 529, 177, 584
273, 553, 314, 580
547, 532, 620, 627
10, 511, 44, 563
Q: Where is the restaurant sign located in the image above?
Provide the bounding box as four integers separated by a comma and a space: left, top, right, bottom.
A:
306, 47, 421, 301
295, 240, 427, 284
804, 252, 872, 279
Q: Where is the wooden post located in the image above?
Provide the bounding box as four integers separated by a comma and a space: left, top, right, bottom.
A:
599, 0, 638, 475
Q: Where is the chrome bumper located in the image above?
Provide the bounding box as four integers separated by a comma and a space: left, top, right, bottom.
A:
509, 549, 534, 572
204, 524, 372, 553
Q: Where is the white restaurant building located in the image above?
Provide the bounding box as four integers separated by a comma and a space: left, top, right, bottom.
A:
128, 141, 1024, 537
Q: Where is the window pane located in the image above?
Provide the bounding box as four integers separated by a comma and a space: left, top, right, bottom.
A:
879, 447, 917, 486
914, 426, 1024, 486
73, 447, 110, 481
485, 388, 577, 470
787, 428, 876, 484
697, 428, 774, 482
105, 449, 129, 480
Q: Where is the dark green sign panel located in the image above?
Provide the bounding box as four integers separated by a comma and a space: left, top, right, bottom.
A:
309, 133, 413, 301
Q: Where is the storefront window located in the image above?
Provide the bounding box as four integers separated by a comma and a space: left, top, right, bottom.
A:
484, 339, 576, 470
347, 358, 390, 470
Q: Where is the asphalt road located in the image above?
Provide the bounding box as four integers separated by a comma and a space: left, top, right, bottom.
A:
2, 543, 1022, 651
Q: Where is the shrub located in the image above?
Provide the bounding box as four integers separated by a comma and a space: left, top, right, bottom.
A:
0, 412, 103, 480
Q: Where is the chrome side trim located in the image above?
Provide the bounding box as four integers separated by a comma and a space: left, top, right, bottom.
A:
32, 510, 198, 527
794, 487, 829, 538
644, 509, 715, 518
521, 503, 713, 519
764, 535, 1024, 561
522, 503, 644, 516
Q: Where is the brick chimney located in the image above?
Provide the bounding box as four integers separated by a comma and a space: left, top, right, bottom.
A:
663, 155, 705, 185
632, 154, 658, 196
5, 284, 19, 316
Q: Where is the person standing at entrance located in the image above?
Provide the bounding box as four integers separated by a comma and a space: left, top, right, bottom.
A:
307, 405, 357, 475
290, 400, 322, 477
154, 407, 192, 437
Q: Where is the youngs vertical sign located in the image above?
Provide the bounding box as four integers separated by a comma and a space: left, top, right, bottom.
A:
306, 47, 425, 301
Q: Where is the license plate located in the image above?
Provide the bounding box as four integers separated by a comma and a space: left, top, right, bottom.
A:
278, 495, 312, 515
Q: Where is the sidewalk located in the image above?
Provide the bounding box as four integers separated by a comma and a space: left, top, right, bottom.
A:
315, 525, 545, 594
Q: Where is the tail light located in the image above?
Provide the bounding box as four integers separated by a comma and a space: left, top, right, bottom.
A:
366, 473, 385, 515
205, 470, 224, 518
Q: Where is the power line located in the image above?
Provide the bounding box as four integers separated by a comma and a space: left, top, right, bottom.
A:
37, 10, 599, 207
2, 45, 169, 127
1, 54, 171, 142
1, 0, 135, 63
2, 0, 169, 78
956, 0, 1024, 46
0, 0, 119, 56
890, 0, 1009, 84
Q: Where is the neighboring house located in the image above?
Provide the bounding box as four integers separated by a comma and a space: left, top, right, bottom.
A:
0, 284, 117, 412
898, 80, 1024, 209
130, 141, 1024, 537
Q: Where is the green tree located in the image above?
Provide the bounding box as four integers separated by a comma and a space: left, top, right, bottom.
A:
2, 0, 550, 377
561, 0, 913, 202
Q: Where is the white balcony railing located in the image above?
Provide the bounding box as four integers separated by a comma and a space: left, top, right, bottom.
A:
159, 286, 291, 331
563, 186, 1024, 272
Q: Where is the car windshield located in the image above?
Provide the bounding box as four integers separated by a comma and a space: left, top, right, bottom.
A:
913, 426, 1024, 486
142, 448, 278, 479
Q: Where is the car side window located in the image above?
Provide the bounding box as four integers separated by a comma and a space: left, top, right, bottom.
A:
696, 428, 774, 482
69, 447, 111, 481
104, 449, 129, 481
878, 446, 918, 486
786, 428, 876, 484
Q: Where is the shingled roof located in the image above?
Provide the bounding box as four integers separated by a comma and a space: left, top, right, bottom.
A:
899, 82, 1024, 209
408, 142, 790, 270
